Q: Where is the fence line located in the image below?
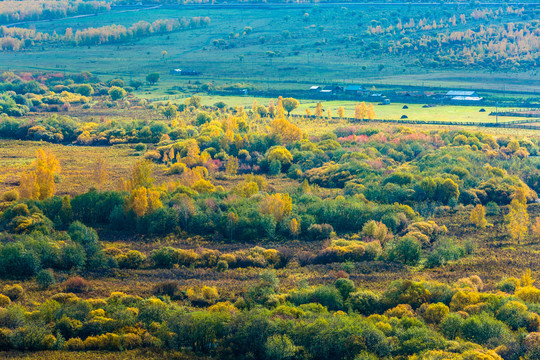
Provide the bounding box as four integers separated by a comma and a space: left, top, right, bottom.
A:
289, 114, 540, 129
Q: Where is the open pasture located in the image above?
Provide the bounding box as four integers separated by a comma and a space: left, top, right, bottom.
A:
1, 4, 538, 95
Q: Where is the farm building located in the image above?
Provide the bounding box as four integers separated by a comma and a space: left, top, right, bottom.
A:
320, 85, 343, 94
170, 69, 201, 76
444, 90, 483, 101
445, 90, 480, 98
309, 86, 321, 91
345, 85, 367, 95
450, 96, 484, 101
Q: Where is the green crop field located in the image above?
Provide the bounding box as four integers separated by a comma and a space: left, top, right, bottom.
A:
168, 95, 533, 124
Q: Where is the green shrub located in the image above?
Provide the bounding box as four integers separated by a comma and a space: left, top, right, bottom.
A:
216, 260, 229, 272
306, 223, 334, 241
311, 286, 344, 311
65, 337, 85, 351
439, 313, 464, 340
461, 313, 512, 345
497, 278, 520, 294
36, 269, 56, 289
383, 280, 430, 309
397, 325, 445, 355
347, 290, 380, 315
0, 243, 40, 278
150, 247, 178, 268
335, 278, 355, 300
265, 334, 298, 360
496, 300, 530, 330
422, 302, 449, 324
387, 237, 422, 266
486, 201, 500, 216
135, 143, 147, 152
117, 250, 146, 269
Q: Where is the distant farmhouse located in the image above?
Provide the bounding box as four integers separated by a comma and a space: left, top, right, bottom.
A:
170, 69, 201, 76
308, 84, 370, 97
445, 90, 483, 101
345, 85, 367, 96
320, 85, 343, 95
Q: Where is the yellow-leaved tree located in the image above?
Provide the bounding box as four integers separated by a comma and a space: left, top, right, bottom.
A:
121, 159, 155, 191
260, 193, 292, 223
126, 187, 162, 217
367, 103, 376, 120
470, 204, 488, 229
505, 197, 529, 244
226, 156, 239, 176
120, 159, 163, 217
282, 97, 300, 116
355, 102, 368, 120
289, 218, 299, 239
337, 106, 345, 119
276, 96, 285, 118
19, 148, 61, 200
315, 102, 323, 118
270, 118, 303, 144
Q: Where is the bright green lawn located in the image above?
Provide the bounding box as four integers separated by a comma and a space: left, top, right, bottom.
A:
192, 95, 530, 123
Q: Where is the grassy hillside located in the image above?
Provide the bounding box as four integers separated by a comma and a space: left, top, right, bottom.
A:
1, 3, 538, 94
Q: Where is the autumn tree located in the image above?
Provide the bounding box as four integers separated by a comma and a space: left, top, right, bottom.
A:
126, 187, 162, 217
315, 102, 323, 118
505, 198, 529, 244
252, 100, 258, 118
268, 100, 276, 118
121, 160, 154, 191
93, 157, 108, 191
282, 98, 299, 116
337, 106, 345, 119
108, 86, 126, 101
161, 103, 178, 120
276, 96, 285, 118
289, 218, 299, 239
19, 148, 60, 200
270, 118, 303, 144
355, 102, 368, 120
172, 193, 196, 229
470, 204, 488, 229
367, 103, 376, 120
226, 156, 239, 177
260, 193, 292, 223
19, 172, 37, 200
362, 220, 391, 245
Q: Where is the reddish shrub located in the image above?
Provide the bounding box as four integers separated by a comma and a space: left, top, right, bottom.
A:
63, 276, 91, 293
